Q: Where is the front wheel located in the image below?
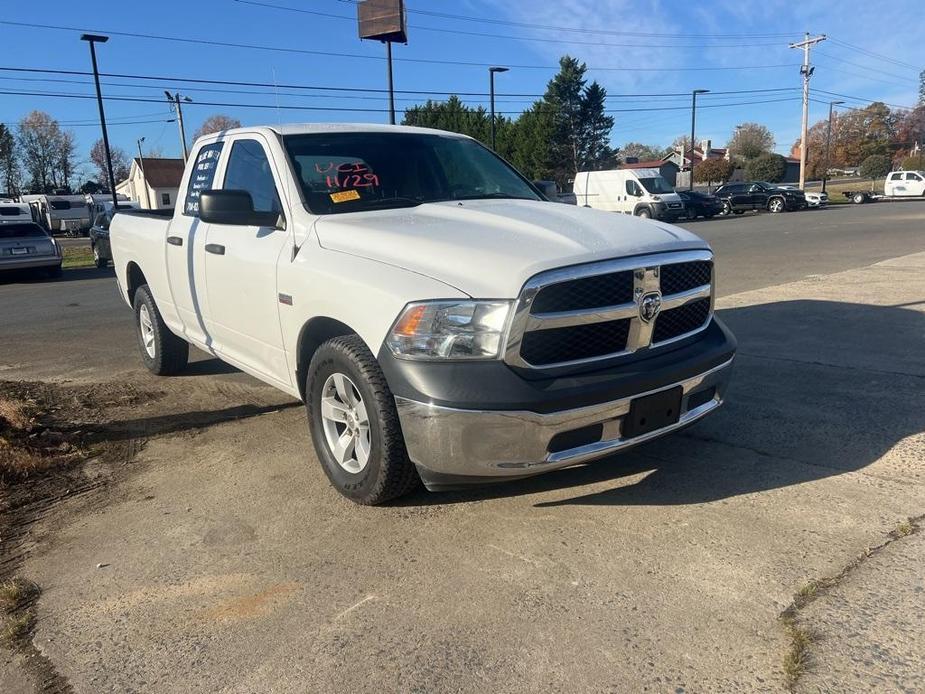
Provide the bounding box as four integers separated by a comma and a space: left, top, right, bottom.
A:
721, 200, 732, 216
768, 197, 785, 213
306, 335, 419, 505
92, 245, 108, 269
133, 284, 189, 375
635, 207, 651, 219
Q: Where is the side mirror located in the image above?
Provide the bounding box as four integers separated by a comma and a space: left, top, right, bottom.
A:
199, 190, 281, 228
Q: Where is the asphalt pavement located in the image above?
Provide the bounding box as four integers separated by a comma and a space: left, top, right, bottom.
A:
1, 202, 924, 692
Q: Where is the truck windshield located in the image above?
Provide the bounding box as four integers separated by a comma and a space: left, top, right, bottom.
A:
283, 132, 541, 214
638, 177, 674, 194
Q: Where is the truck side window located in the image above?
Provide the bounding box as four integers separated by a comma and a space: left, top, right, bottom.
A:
223, 139, 282, 213
905, 172, 922, 181
184, 142, 224, 216
889, 173, 903, 181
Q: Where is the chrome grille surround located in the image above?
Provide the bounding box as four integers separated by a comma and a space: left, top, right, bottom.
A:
503, 250, 715, 369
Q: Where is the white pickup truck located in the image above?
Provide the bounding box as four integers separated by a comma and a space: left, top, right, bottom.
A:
111, 123, 736, 505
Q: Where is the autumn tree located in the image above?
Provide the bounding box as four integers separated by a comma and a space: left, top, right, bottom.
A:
859, 154, 891, 179
727, 122, 775, 160
192, 114, 243, 141
694, 158, 734, 185
90, 139, 131, 192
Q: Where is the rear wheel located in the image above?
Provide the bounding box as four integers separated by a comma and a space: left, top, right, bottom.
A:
721, 200, 732, 216
306, 335, 419, 505
133, 284, 189, 375
768, 197, 785, 213
853, 192, 866, 204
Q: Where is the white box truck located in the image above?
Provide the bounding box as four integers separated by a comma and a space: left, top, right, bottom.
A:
573, 169, 685, 221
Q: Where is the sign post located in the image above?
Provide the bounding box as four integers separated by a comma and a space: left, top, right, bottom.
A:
357, 0, 408, 126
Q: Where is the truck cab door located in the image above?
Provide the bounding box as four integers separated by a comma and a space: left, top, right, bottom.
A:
202, 135, 292, 388
905, 172, 924, 196
165, 141, 225, 349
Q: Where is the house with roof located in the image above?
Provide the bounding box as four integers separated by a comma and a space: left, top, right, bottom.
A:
116, 158, 185, 210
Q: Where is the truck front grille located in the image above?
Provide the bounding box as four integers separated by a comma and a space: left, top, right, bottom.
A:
652, 298, 711, 344
504, 251, 714, 369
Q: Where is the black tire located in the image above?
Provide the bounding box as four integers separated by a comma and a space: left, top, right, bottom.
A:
306, 335, 419, 505
132, 284, 189, 375
635, 207, 651, 219
721, 200, 732, 216
93, 245, 108, 269
853, 192, 865, 204
768, 197, 786, 213
46, 264, 62, 279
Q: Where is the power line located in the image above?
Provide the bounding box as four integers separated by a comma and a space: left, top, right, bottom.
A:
827, 38, 922, 72
235, 0, 788, 49
0, 65, 798, 100
815, 51, 918, 84
0, 20, 801, 73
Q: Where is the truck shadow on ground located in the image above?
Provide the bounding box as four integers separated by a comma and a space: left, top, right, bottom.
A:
399, 298, 925, 508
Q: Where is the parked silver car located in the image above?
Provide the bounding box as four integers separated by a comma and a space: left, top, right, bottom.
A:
0, 222, 62, 278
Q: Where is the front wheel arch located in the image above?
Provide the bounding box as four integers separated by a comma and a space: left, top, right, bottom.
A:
633, 204, 653, 218
295, 316, 360, 401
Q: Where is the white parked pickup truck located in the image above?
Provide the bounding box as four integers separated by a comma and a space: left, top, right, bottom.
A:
110, 123, 736, 505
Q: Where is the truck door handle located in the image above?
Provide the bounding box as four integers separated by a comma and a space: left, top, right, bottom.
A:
205, 244, 225, 255
166, 236, 183, 246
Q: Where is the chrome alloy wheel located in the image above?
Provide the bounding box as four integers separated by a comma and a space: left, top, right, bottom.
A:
769, 197, 784, 213
320, 372, 371, 474
138, 303, 156, 358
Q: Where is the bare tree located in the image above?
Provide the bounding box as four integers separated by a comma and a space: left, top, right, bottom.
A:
18, 111, 64, 192
89, 139, 131, 192
0, 124, 19, 195
57, 129, 79, 191
192, 114, 242, 141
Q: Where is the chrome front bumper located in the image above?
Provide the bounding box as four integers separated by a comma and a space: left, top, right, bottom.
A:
395, 357, 734, 482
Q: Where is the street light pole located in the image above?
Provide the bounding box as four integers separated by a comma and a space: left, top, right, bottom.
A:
81, 34, 118, 211
136, 137, 152, 209
165, 91, 191, 161
821, 100, 844, 195
489, 67, 509, 151
689, 89, 709, 191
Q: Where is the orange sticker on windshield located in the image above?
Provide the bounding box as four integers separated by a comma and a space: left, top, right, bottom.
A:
330, 189, 360, 203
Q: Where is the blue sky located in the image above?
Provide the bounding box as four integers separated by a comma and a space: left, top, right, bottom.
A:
0, 0, 922, 178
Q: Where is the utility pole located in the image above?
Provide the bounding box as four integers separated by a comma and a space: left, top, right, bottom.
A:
81, 34, 118, 211
821, 100, 844, 194
789, 32, 826, 189
136, 137, 152, 209
489, 66, 509, 151
165, 91, 191, 161
689, 89, 709, 190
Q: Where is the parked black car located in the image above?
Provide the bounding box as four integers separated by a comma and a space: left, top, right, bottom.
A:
713, 181, 806, 214
677, 190, 724, 219
88, 211, 113, 269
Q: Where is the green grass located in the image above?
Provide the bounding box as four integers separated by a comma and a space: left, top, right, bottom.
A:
62, 246, 94, 269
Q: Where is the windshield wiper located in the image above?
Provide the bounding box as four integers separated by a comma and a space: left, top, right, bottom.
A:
450, 193, 536, 201
349, 197, 424, 210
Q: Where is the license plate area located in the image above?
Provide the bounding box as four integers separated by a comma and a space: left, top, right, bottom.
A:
623, 386, 682, 439
11, 247, 28, 255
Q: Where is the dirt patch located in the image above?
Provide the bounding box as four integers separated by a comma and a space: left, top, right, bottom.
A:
0, 379, 165, 692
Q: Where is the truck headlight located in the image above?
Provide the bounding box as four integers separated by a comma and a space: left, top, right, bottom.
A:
387, 300, 512, 360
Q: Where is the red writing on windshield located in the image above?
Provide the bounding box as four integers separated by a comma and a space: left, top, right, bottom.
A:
314, 161, 380, 189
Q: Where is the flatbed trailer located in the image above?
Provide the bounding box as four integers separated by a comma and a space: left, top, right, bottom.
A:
843, 191, 925, 204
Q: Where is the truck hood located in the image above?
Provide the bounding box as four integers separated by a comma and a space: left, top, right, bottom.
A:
314, 199, 709, 298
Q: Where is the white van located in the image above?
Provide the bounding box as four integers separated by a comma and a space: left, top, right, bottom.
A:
573, 169, 685, 220
884, 170, 925, 197
0, 202, 34, 224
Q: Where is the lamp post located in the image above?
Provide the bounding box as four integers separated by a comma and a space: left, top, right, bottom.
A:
689, 89, 709, 190
489, 66, 509, 151
165, 91, 191, 161
821, 100, 844, 194
81, 34, 118, 211
136, 136, 152, 209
